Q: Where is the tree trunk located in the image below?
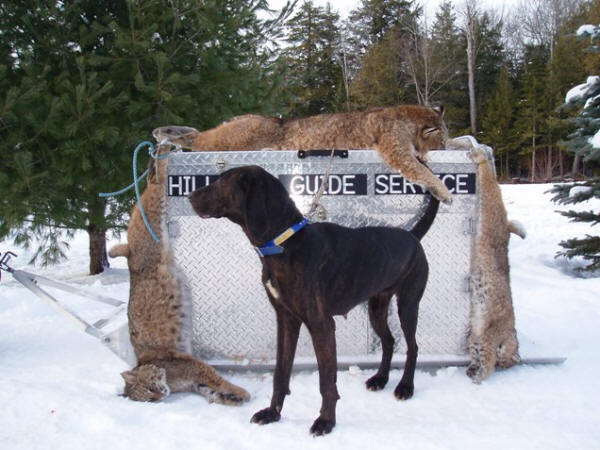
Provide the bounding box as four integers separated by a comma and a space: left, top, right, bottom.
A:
342, 50, 350, 112
531, 123, 537, 183
546, 146, 552, 181
88, 224, 109, 275
466, 14, 477, 135
572, 153, 581, 178
559, 148, 563, 179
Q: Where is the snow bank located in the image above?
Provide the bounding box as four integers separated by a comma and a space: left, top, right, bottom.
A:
1, 184, 600, 449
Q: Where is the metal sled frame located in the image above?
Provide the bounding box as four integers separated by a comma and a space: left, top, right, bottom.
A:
0, 252, 135, 364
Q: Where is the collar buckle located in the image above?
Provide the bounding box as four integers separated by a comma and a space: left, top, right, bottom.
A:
255, 218, 309, 257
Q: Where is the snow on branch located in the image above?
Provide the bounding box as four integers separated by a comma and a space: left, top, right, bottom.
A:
565, 76, 600, 104
576, 24, 599, 38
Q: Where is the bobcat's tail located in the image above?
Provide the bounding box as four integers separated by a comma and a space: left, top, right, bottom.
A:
410, 195, 440, 240
109, 243, 130, 258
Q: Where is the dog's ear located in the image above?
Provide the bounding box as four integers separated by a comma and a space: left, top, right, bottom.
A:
243, 174, 270, 236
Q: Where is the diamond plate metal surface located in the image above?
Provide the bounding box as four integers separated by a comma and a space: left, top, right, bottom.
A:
167, 150, 478, 362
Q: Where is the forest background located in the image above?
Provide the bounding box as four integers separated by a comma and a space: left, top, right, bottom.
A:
0, 0, 598, 273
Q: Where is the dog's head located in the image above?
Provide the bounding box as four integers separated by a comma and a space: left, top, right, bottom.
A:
188, 167, 248, 222
189, 165, 301, 244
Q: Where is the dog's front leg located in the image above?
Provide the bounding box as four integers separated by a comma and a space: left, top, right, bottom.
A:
251, 304, 301, 425
308, 316, 339, 436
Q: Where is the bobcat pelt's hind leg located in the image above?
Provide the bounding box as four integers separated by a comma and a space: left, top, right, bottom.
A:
496, 333, 521, 369
467, 334, 521, 383
466, 339, 497, 384
165, 351, 250, 406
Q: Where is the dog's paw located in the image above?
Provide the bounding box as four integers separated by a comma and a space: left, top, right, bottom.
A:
250, 407, 281, 425
310, 417, 335, 436
394, 382, 414, 400
365, 375, 388, 391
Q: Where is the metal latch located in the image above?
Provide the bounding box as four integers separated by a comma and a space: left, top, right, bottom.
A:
464, 217, 476, 235
216, 158, 227, 170
316, 205, 327, 221
297, 149, 349, 159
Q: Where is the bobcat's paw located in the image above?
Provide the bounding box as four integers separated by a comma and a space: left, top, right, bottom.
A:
214, 391, 248, 406
469, 147, 487, 164
466, 363, 490, 384
434, 187, 453, 205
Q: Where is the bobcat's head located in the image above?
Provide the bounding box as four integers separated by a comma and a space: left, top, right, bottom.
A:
415, 105, 448, 161
121, 364, 170, 402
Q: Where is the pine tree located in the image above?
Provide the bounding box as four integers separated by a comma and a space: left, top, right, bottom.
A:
345, 0, 418, 54
550, 23, 600, 273
514, 44, 550, 182
430, 1, 469, 133
281, 1, 344, 116
347, 0, 421, 108
474, 12, 505, 121
480, 67, 517, 179
349, 28, 417, 107
0, 0, 289, 274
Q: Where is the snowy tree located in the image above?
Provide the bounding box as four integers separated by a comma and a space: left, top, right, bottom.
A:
550, 24, 600, 273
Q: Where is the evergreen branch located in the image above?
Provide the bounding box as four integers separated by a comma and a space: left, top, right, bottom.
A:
558, 210, 600, 226
556, 235, 600, 272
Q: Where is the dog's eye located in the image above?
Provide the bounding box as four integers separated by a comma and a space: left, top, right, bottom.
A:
423, 127, 438, 135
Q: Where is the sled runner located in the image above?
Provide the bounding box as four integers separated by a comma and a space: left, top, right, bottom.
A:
0, 251, 135, 364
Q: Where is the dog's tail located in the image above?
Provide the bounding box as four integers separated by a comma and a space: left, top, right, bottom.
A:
410, 195, 440, 240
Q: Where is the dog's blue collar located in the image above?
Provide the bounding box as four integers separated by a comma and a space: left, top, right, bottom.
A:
256, 218, 309, 257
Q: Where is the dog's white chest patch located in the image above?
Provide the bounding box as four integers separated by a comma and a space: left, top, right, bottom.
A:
265, 279, 280, 299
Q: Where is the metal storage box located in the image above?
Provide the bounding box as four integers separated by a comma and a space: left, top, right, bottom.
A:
165, 150, 479, 365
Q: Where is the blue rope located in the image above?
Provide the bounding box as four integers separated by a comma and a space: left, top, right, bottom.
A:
99, 141, 170, 243
98, 169, 149, 197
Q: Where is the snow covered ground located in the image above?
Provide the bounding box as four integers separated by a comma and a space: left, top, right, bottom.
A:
1, 184, 599, 449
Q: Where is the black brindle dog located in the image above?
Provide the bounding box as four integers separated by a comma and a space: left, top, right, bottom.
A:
189, 165, 439, 435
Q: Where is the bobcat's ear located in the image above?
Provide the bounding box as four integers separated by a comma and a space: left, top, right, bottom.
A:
121, 370, 137, 384
433, 105, 445, 117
